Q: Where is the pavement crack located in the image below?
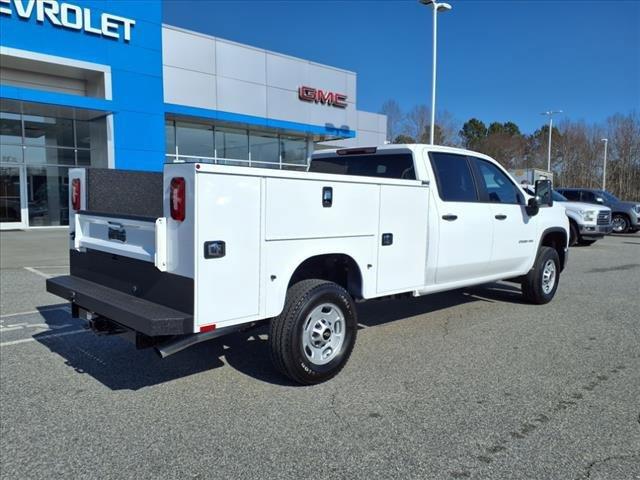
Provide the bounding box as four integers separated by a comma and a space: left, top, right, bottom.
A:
574, 453, 640, 479
441, 316, 451, 340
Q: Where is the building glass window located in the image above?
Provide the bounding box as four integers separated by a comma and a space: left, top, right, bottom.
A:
24, 147, 76, 166
76, 149, 91, 166
0, 112, 22, 145
0, 144, 23, 163
23, 115, 75, 148
215, 127, 249, 163
175, 121, 214, 160
165, 120, 176, 155
75, 120, 92, 149
250, 132, 279, 167
165, 117, 310, 170
280, 136, 308, 170
27, 165, 69, 227
0, 108, 107, 227
0, 165, 21, 223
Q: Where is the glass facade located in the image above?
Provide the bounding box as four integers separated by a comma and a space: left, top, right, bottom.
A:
0, 109, 108, 227
165, 119, 309, 170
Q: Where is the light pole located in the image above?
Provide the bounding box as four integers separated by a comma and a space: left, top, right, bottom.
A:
601, 138, 608, 191
541, 110, 562, 172
419, 0, 452, 145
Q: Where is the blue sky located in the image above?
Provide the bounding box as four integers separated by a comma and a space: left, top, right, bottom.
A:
164, 0, 640, 134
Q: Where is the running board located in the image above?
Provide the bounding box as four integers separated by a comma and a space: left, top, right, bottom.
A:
155, 322, 261, 358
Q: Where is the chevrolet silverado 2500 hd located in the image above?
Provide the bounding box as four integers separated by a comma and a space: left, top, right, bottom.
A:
46, 145, 569, 385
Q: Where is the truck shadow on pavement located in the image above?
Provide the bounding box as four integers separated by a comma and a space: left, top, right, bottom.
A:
33, 282, 522, 390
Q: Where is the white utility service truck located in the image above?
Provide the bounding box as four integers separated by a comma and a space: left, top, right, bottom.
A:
47, 145, 569, 384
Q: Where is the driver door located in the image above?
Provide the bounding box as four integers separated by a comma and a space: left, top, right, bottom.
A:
470, 157, 537, 275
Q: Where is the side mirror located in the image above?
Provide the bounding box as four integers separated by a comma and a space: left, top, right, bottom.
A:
534, 179, 553, 207
595, 197, 604, 204
526, 197, 540, 216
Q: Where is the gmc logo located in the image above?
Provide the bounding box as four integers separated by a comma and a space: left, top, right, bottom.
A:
298, 86, 348, 109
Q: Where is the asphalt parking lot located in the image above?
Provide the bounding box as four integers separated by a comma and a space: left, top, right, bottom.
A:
1, 229, 639, 480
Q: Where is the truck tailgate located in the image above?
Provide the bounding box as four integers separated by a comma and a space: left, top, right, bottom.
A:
74, 211, 167, 271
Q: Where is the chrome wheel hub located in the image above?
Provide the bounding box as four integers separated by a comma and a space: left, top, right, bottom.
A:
612, 216, 626, 232
302, 303, 345, 365
541, 259, 557, 294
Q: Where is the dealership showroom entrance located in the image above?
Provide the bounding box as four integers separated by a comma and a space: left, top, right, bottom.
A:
0, 101, 108, 229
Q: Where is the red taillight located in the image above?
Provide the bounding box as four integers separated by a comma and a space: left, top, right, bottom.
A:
170, 177, 186, 222
200, 324, 216, 333
71, 178, 81, 211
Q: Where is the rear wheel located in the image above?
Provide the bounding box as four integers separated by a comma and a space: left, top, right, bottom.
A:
521, 247, 560, 304
612, 214, 630, 233
269, 279, 357, 385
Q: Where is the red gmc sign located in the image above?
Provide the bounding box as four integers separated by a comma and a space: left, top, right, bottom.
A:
298, 86, 348, 109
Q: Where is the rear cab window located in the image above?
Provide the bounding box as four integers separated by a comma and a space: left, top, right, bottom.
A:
310, 149, 416, 180
429, 152, 478, 202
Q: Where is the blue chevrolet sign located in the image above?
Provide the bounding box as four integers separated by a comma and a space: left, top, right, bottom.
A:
0, 0, 164, 171
0, 0, 136, 42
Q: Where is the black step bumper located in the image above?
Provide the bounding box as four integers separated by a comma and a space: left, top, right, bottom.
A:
46, 275, 193, 336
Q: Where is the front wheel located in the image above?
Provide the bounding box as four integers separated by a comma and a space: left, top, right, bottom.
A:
521, 247, 560, 304
612, 214, 630, 233
269, 279, 357, 385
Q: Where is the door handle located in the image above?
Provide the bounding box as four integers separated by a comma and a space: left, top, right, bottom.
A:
442, 214, 458, 221
495, 214, 507, 220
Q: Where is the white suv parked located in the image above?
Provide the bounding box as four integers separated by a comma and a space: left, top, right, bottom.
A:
556, 191, 612, 246
525, 189, 612, 246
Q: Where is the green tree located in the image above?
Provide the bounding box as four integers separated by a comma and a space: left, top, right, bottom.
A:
393, 134, 416, 144
460, 118, 487, 149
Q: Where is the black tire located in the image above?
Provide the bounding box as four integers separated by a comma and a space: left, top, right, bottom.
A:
569, 221, 579, 246
577, 239, 596, 246
269, 279, 357, 385
612, 214, 630, 234
521, 247, 560, 305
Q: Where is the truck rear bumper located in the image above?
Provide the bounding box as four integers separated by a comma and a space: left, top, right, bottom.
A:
46, 275, 193, 336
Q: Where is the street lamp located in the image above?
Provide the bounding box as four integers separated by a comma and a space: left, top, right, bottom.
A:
419, 0, 452, 145
601, 138, 608, 191
541, 110, 562, 172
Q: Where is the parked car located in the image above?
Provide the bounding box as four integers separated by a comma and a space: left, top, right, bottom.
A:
525, 188, 612, 246
556, 188, 640, 234
46, 145, 569, 385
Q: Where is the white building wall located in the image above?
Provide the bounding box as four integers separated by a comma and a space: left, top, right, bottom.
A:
162, 25, 359, 134
319, 111, 388, 148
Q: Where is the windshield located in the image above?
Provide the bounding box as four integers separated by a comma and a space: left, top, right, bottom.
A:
598, 190, 619, 203
552, 190, 568, 201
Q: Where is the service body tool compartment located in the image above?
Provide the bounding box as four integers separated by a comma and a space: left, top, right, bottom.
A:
265, 177, 378, 240
194, 171, 262, 328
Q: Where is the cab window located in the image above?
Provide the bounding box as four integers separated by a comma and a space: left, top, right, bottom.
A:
473, 158, 523, 204
581, 191, 597, 203
429, 153, 478, 202
560, 190, 581, 201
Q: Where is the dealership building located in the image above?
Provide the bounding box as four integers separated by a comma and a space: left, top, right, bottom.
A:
0, 0, 387, 229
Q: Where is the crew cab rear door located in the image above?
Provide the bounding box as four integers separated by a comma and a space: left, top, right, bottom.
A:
429, 152, 493, 284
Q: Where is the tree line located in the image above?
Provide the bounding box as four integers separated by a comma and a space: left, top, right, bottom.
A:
380, 100, 640, 200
